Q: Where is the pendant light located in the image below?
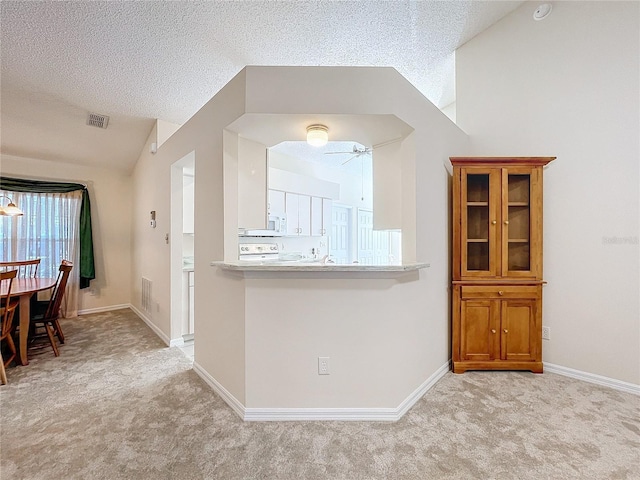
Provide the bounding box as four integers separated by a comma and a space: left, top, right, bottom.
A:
0, 195, 24, 216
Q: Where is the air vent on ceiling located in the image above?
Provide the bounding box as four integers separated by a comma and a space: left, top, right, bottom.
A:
86, 112, 109, 129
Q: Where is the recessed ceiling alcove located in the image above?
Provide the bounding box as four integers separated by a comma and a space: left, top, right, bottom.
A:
225, 113, 414, 148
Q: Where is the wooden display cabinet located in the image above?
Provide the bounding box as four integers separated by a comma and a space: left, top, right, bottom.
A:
450, 157, 555, 373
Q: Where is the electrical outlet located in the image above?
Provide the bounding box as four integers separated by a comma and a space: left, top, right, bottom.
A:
542, 326, 550, 340
318, 357, 330, 375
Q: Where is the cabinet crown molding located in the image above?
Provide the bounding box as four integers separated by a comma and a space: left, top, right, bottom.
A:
450, 157, 556, 167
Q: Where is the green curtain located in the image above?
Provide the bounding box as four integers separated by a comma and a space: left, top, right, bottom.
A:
1, 176, 96, 289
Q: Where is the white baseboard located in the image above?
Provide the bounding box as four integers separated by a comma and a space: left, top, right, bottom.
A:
129, 304, 171, 347
244, 361, 450, 421
544, 362, 640, 396
191, 360, 450, 422
244, 407, 398, 422
192, 361, 246, 419
394, 361, 450, 419
78, 304, 130, 315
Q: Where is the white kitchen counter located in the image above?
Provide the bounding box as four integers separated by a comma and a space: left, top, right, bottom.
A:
211, 261, 429, 273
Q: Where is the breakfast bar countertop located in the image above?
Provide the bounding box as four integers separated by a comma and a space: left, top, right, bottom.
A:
211, 261, 429, 273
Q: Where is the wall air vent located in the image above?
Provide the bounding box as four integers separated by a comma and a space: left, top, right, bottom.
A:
86, 112, 109, 129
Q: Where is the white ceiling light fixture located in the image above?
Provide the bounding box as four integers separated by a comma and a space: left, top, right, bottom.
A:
306, 124, 329, 147
533, 3, 552, 21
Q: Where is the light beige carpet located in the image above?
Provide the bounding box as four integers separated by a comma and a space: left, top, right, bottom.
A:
1, 309, 638, 479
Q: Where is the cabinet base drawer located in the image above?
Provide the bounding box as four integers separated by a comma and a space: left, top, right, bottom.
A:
460, 285, 539, 299
452, 360, 543, 374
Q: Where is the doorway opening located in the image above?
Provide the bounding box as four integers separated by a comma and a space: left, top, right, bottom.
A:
170, 151, 195, 354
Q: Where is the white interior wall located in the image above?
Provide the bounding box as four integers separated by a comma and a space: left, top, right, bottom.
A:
132, 66, 469, 410
456, 1, 640, 384
1, 154, 132, 312
237, 67, 469, 408
238, 136, 267, 229
157, 119, 182, 148
131, 70, 249, 402
244, 272, 431, 408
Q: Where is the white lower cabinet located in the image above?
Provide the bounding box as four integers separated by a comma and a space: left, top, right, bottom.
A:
188, 271, 194, 335
182, 270, 194, 336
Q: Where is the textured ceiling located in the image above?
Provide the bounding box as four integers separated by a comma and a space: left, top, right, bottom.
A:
0, 0, 524, 173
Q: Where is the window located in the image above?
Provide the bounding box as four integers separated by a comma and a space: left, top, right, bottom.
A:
1, 189, 83, 317
1, 190, 82, 278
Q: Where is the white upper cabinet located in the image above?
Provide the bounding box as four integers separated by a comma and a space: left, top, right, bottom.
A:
311, 196, 332, 236
285, 192, 311, 236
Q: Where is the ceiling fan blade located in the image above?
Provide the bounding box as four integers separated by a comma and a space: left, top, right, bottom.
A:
324, 151, 354, 155
341, 155, 358, 165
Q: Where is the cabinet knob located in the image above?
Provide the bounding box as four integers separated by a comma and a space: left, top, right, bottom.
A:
504, 220, 510, 225
491, 220, 497, 225
498, 290, 504, 296
503, 329, 509, 334
491, 329, 496, 334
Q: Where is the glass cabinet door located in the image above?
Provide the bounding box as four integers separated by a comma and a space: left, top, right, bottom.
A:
461, 170, 499, 276
502, 168, 539, 278
506, 174, 530, 271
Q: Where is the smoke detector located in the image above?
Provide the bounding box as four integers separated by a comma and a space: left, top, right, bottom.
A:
533, 4, 552, 21
86, 112, 109, 129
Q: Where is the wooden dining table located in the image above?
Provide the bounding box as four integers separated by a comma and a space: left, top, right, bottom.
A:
1, 277, 57, 365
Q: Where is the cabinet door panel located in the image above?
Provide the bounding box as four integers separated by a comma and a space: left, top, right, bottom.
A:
501, 167, 541, 278
285, 193, 300, 235
501, 299, 538, 362
311, 196, 323, 236
460, 169, 501, 277
297, 194, 311, 235
460, 300, 499, 361
322, 198, 332, 236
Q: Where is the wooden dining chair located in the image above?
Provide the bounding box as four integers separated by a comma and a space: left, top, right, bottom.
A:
0, 259, 40, 278
29, 261, 73, 356
1, 270, 20, 385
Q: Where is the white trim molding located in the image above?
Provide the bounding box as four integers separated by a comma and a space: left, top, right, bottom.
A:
244, 361, 450, 421
190, 361, 450, 422
192, 362, 246, 419
78, 304, 130, 316
129, 304, 171, 347
544, 362, 640, 396
243, 361, 450, 421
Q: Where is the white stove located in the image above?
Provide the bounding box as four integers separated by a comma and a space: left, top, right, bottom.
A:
238, 243, 280, 261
